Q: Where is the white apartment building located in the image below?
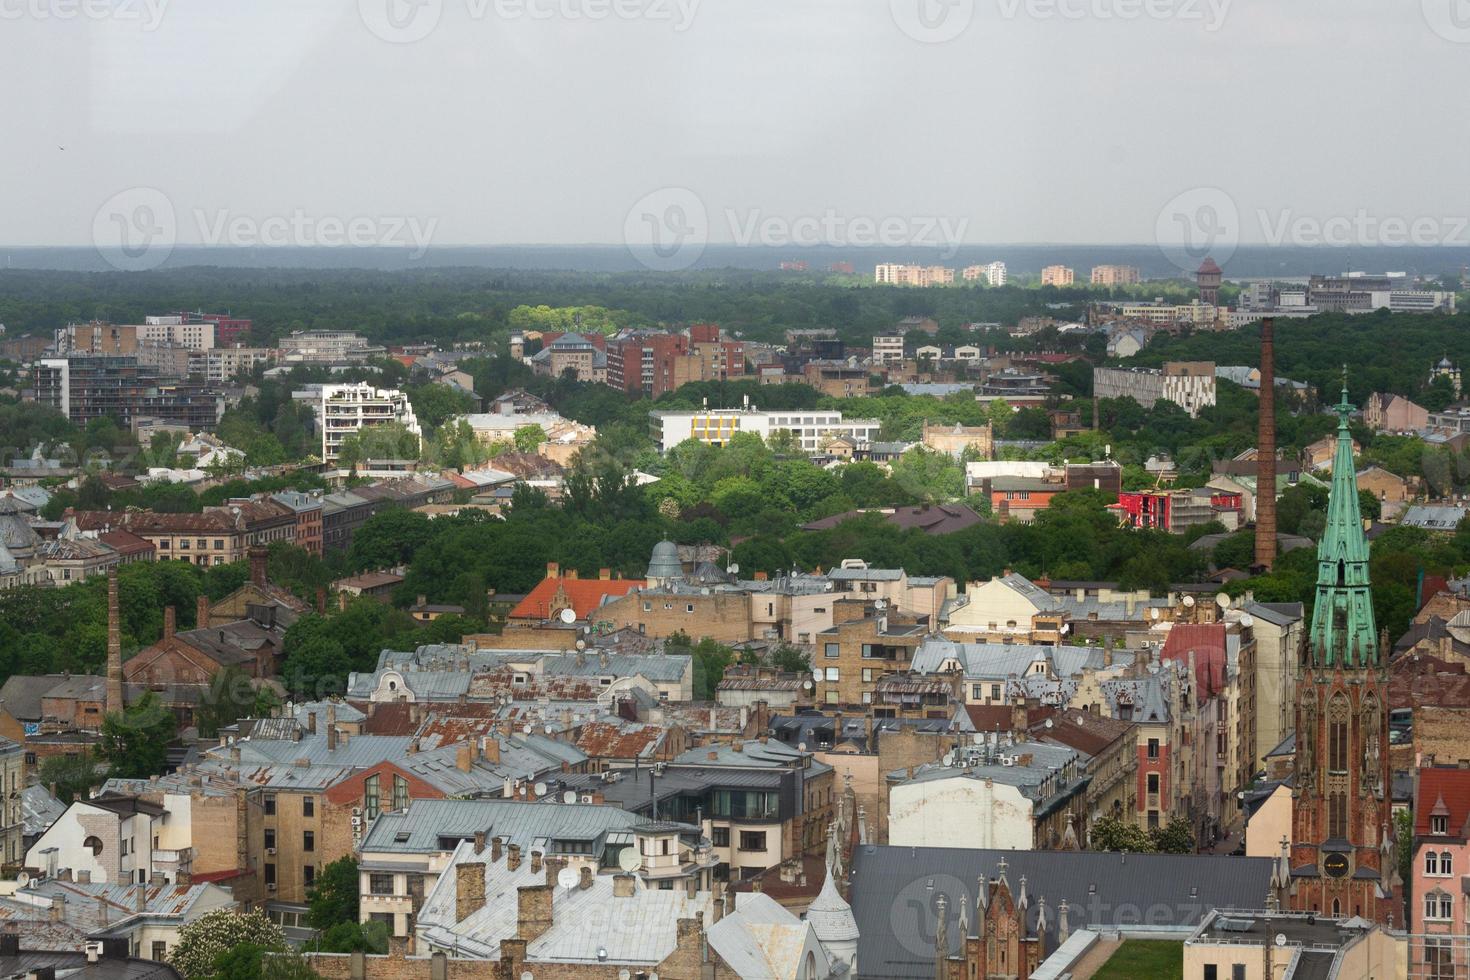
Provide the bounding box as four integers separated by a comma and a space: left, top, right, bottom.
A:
871, 332, 905, 365
964, 261, 1007, 286
650, 404, 880, 454
1093, 362, 1217, 418
874, 264, 954, 286
140, 316, 215, 351
278, 329, 382, 363
188, 347, 277, 382
315, 383, 422, 466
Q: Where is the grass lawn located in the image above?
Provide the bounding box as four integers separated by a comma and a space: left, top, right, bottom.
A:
1090, 940, 1184, 980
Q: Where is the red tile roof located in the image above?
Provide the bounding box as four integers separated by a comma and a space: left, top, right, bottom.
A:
1160, 623, 1228, 700
1415, 767, 1470, 836
508, 576, 644, 622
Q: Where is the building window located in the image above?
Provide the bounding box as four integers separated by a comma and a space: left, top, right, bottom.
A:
1147, 738, 1160, 759
1432, 814, 1449, 835
393, 775, 409, 812
264, 794, 276, 816
265, 863, 276, 887
1204, 965, 1217, 980
1231, 967, 1245, 980
711, 827, 730, 847
738, 832, 766, 852
303, 831, 315, 852
152, 941, 167, 961
1442, 851, 1453, 876
1427, 851, 1440, 875
825, 691, 838, 705
1426, 891, 1453, 921
1329, 793, 1347, 839
824, 643, 840, 659
990, 684, 1001, 700
1328, 694, 1349, 774
824, 668, 839, 681
365, 774, 380, 821
861, 668, 874, 682
1147, 773, 1160, 795
303, 795, 314, 817
264, 829, 275, 850
370, 873, 396, 895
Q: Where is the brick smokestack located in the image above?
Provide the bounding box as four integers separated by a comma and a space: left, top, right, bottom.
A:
248, 546, 269, 588
106, 569, 123, 716
1254, 317, 1277, 572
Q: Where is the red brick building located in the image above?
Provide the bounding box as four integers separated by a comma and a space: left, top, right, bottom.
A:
606, 324, 745, 397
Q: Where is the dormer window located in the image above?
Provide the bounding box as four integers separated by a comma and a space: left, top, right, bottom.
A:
1432, 815, 1449, 835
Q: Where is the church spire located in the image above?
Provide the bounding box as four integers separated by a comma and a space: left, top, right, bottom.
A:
1308, 374, 1377, 667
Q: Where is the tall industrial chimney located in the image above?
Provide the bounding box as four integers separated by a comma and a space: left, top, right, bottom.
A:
106, 569, 124, 716
1254, 318, 1277, 572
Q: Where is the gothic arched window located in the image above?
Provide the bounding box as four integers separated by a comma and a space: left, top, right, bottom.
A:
1328, 694, 1349, 774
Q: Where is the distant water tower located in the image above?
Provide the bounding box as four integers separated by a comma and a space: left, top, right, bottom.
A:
1196, 257, 1222, 306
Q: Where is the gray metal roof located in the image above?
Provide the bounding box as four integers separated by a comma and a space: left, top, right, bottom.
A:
850, 845, 1275, 978
360, 798, 641, 854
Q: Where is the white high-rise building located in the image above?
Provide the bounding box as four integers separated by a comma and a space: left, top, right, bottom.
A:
316, 383, 422, 466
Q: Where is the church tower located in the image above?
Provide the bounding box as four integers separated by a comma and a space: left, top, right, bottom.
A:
1288, 382, 1395, 922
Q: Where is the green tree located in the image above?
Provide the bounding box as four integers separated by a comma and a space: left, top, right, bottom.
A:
170, 907, 287, 980
1088, 815, 1155, 853
1150, 816, 1195, 854
38, 753, 104, 804
307, 857, 361, 931
770, 645, 811, 673
513, 423, 549, 453
98, 692, 176, 779
281, 635, 352, 698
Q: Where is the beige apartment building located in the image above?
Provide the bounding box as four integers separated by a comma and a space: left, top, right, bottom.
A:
815, 612, 926, 708
1090, 264, 1141, 286
1040, 264, 1075, 286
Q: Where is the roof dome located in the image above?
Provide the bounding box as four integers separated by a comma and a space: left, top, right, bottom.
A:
646, 540, 682, 580
0, 498, 39, 557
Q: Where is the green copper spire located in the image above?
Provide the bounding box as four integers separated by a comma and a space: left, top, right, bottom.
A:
1308, 377, 1377, 667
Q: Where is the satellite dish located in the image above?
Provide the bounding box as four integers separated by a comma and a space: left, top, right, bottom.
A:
1275, 934, 1287, 948
1183, 594, 1196, 607
534, 781, 547, 797
576, 640, 586, 651
557, 867, 578, 890
522, 724, 533, 735
874, 598, 887, 610
798, 741, 807, 752
1216, 593, 1231, 610
15, 872, 28, 888
1060, 623, 1070, 635
618, 848, 641, 872
1240, 614, 1255, 629
942, 751, 955, 766
803, 680, 813, 691
1044, 718, 1054, 729
560, 608, 577, 625
563, 790, 577, 804
812, 668, 824, 683
1149, 608, 1160, 620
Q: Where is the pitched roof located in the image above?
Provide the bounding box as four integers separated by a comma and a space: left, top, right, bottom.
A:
1415, 767, 1470, 837
508, 576, 645, 621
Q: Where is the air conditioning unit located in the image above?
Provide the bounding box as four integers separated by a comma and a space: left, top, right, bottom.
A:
266, 848, 276, 856
267, 883, 277, 891
351, 807, 362, 817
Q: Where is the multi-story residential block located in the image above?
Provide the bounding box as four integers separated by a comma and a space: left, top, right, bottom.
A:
529, 332, 607, 383
1364, 391, 1430, 432
1040, 264, 1074, 286
313, 383, 422, 467
138, 316, 216, 350
1413, 766, 1470, 970
32, 357, 224, 430
1089, 264, 1141, 286
1093, 361, 1217, 417
270, 491, 325, 555
871, 332, 905, 365
815, 612, 926, 709
605, 324, 746, 397
1185, 908, 1406, 980
962, 261, 1007, 286
25, 793, 167, 885
277, 329, 382, 364
874, 264, 954, 286
191, 346, 275, 382
649, 403, 880, 454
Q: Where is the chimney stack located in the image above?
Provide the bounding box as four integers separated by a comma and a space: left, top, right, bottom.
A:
1254, 317, 1277, 572
326, 704, 338, 751
105, 570, 123, 717
196, 594, 210, 627
455, 862, 486, 922
163, 605, 176, 641
249, 546, 269, 588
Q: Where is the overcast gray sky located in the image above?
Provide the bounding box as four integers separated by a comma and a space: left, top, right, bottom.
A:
3, 0, 1467, 250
